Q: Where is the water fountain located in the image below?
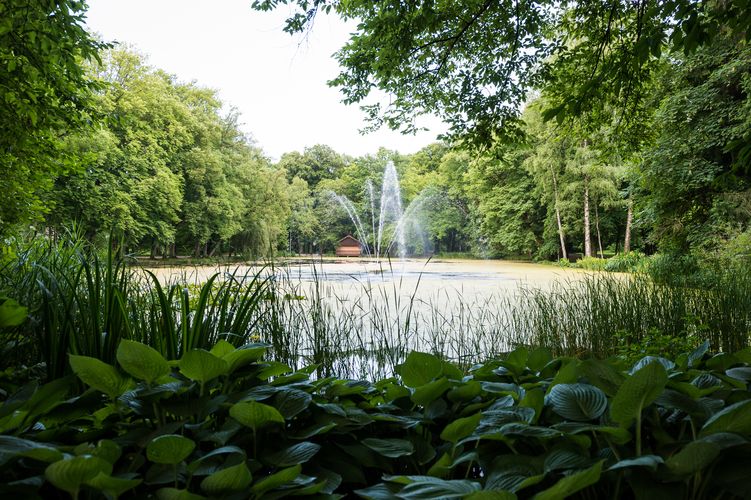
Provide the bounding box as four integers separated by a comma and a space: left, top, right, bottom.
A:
329, 161, 421, 261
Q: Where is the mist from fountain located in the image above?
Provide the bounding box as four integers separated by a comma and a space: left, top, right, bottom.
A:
329, 161, 415, 261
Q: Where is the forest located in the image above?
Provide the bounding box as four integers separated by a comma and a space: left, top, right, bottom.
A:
2, 1, 751, 498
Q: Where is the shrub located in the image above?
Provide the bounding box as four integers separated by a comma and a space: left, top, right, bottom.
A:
1, 342, 751, 498
574, 256, 607, 271
603, 251, 648, 273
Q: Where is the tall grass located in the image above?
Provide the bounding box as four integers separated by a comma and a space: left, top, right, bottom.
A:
2, 233, 750, 381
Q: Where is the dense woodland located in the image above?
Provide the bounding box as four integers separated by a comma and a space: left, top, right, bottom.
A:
1, 8, 749, 268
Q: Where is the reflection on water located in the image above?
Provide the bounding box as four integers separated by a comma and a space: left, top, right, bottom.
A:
143, 258, 592, 379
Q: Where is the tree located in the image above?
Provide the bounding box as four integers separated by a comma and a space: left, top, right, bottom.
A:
252, 0, 751, 148
0, 0, 107, 234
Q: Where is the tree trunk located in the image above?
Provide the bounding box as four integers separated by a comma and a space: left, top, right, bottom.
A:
150, 239, 157, 260
583, 177, 592, 258
624, 197, 633, 253
194, 240, 201, 258
595, 202, 604, 259
552, 171, 567, 260
208, 241, 221, 257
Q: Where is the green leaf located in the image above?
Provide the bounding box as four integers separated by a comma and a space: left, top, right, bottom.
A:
440, 412, 482, 443
222, 344, 268, 373
147, 435, 196, 465
611, 361, 668, 427
156, 488, 207, 500
465, 491, 517, 500
700, 399, 751, 436
251, 464, 302, 495
85, 472, 141, 499
543, 448, 592, 473
209, 340, 234, 357
179, 349, 228, 383
69, 355, 130, 398
116, 340, 170, 384
397, 351, 443, 387
396, 477, 481, 498
362, 438, 414, 458
273, 388, 312, 418
412, 377, 451, 406
200, 462, 252, 496
0, 436, 63, 465
665, 440, 720, 475
45, 456, 113, 497
0, 298, 27, 327
608, 455, 664, 472
547, 383, 608, 421
266, 442, 321, 467
229, 400, 284, 432
532, 460, 602, 500
447, 380, 481, 403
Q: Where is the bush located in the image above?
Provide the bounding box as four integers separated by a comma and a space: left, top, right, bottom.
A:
1, 342, 751, 498
573, 256, 607, 271
603, 251, 648, 272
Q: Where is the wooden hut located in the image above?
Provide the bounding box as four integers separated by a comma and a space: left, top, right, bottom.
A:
335, 235, 362, 257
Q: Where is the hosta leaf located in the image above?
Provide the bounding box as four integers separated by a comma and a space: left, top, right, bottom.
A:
222, 344, 268, 373
665, 440, 720, 475
396, 478, 481, 498
547, 383, 608, 421
412, 377, 451, 406
631, 356, 675, 374
69, 355, 130, 398
85, 472, 141, 498
726, 367, 751, 383
209, 340, 234, 358
251, 464, 302, 495
447, 381, 481, 403
266, 442, 321, 467
608, 455, 664, 471
156, 488, 207, 500
147, 435, 196, 465
580, 359, 625, 396
362, 438, 414, 458
273, 388, 312, 418
187, 446, 245, 474
465, 491, 517, 500
116, 340, 170, 384
45, 456, 113, 497
397, 351, 443, 387
500, 423, 563, 439
179, 349, 228, 383
532, 460, 602, 500
0, 436, 62, 465
355, 483, 400, 500
200, 462, 252, 496
486, 463, 543, 493
440, 412, 482, 443
700, 399, 751, 436
611, 361, 667, 428
229, 400, 284, 432
544, 448, 592, 473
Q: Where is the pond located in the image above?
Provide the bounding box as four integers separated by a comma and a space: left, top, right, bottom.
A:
142, 258, 594, 378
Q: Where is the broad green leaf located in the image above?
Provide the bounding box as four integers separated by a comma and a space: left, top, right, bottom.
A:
187, 446, 245, 474
200, 462, 252, 496
447, 380, 481, 402
666, 440, 720, 476
412, 377, 450, 406
611, 361, 668, 427
580, 359, 625, 396
700, 399, 751, 436
69, 355, 130, 398
532, 460, 602, 500
466, 492, 517, 500
222, 344, 268, 373
85, 472, 141, 499
440, 412, 482, 443
362, 438, 414, 458
397, 478, 481, 498
273, 388, 312, 418
156, 488, 207, 500
147, 435, 196, 465
631, 356, 675, 374
543, 448, 592, 473
266, 442, 321, 467
116, 340, 170, 384
0, 298, 27, 327
397, 351, 443, 387
209, 340, 234, 358
0, 436, 62, 465
251, 464, 302, 495
608, 455, 664, 471
547, 383, 608, 421
229, 400, 284, 432
45, 456, 113, 497
179, 349, 228, 383
528, 347, 552, 372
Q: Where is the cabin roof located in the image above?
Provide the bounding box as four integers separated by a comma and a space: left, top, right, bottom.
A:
337, 234, 361, 245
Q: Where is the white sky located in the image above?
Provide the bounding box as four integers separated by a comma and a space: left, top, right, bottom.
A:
84, 0, 446, 161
